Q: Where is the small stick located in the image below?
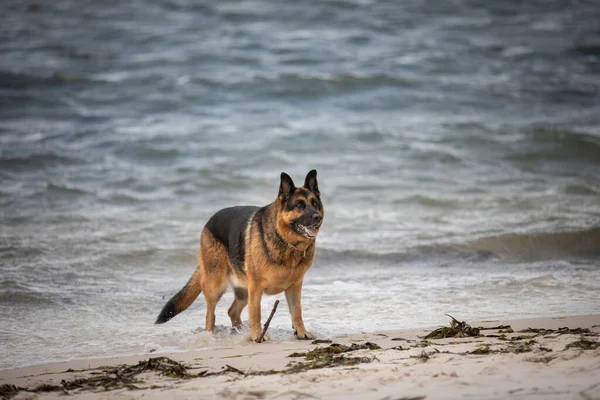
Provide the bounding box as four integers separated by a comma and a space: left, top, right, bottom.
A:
257, 300, 280, 343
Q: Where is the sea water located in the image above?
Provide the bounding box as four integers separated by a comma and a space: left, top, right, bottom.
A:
1, 0, 600, 369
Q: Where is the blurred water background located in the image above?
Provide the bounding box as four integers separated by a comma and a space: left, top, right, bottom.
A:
1, 0, 600, 369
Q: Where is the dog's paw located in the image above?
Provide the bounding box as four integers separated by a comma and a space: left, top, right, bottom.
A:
294, 330, 315, 340
261, 334, 272, 342
251, 329, 271, 343
252, 334, 271, 343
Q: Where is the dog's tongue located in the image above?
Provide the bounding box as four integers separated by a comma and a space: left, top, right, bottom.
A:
303, 225, 318, 238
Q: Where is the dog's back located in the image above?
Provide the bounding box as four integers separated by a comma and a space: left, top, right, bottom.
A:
205, 206, 258, 273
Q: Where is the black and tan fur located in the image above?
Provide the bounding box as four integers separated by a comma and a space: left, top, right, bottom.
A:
156, 170, 324, 341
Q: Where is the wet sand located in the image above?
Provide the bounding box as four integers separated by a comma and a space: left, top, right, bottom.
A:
2, 315, 599, 400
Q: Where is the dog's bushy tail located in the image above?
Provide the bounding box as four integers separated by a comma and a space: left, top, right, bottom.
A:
155, 267, 203, 324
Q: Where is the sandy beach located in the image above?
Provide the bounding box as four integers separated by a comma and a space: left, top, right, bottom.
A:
2, 314, 599, 400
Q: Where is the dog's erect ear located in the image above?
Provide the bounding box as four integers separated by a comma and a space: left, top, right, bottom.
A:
279, 172, 295, 200
303, 169, 320, 196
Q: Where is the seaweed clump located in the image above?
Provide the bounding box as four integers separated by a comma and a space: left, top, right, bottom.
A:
61, 357, 192, 392
464, 340, 540, 356
0, 357, 192, 399
469, 346, 491, 355
1, 384, 25, 400
286, 355, 373, 373
518, 327, 597, 337
116, 357, 192, 379
286, 342, 380, 372
289, 342, 381, 360
565, 338, 599, 351
424, 314, 480, 339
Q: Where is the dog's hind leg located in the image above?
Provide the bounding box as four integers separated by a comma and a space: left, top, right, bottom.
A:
199, 229, 229, 333
204, 285, 226, 333
228, 286, 248, 329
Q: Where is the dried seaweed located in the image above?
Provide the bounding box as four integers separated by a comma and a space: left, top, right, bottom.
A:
565, 338, 599, 351
32, 383, 61, 392
518, 327, 597, 336
289, 342, 381, 360
1, 384, 26, 400
424, 315, 480, 339
286, 355, 373, 373
470, 346, 491, 355
384, 397, 427, 400
198, 364, 247, 377
2, 357, 193, 399
380, 397, 426, 400
56, 357, 191, 393
464, 339, 541, 355
557, 327, 594, 335
478, 325, 512, 330
205, 342, 380, 376
409, 350, 430, 362
518, 328, 553, 335
311, 339, 333, 344
424, 327, 462, 339
114, 357, 192, 380
503, 340, 537, 354
508, 335, 537, 341
283, 342, 380, 372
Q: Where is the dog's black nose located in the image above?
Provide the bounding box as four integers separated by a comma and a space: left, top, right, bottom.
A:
312, 213, 322, 224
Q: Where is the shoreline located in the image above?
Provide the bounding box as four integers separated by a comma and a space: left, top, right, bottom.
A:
2, 314, 599, 399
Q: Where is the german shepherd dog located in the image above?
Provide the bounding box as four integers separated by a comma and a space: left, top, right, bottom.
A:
156, 170, 323, 341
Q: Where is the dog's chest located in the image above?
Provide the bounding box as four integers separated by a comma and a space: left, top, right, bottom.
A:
262, 260, 312, 295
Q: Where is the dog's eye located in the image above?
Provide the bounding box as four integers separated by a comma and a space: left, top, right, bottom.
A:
311, 199, 318, 208
296, 202, 305, 210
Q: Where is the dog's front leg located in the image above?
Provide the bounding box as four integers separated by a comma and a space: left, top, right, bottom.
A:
248, 280, 263, 341
285, 281, 314, 340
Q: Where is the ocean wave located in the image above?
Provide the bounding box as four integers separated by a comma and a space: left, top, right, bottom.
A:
454, 227, 600, 262
0, 281, 54, 306
507, 127, 600, 164
113, 143, 183, 164
102, 193, 145, 205
0, 70, 92, 89
0, 152, 81, 170
316, 245, 491, 266
0, 246, 44, 260
46, 183, 89, 196
241, 72, 413, 97
563, 184, 599, 196
317, 227, 600, 265
107, 248, 196, 268
392, 194, 458, 208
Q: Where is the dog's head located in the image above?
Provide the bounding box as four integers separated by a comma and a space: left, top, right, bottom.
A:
276, 169, 324, 240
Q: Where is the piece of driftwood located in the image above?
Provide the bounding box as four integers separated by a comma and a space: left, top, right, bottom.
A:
257, 300, 280, 343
